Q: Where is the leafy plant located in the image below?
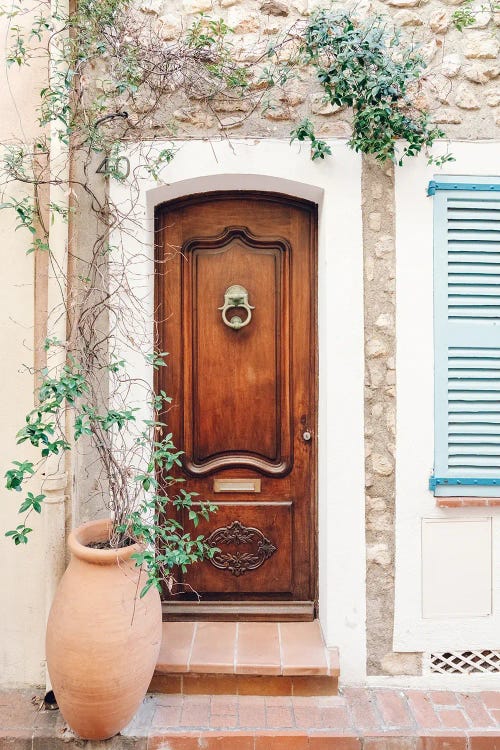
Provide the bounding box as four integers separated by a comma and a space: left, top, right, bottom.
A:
294, 10, 453, 166
452, 0, 499, 31
290, 118, 332, 160
452, 0, 477, 31
4, 353, 218, 596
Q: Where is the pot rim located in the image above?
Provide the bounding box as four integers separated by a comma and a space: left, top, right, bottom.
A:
68, 519, 142, 565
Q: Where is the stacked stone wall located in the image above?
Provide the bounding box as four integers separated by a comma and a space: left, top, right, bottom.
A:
138, 0, 499, 139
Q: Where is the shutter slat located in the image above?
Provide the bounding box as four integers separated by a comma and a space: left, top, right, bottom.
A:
449, 379, 500, 388
449, 347, 500, 357
449, 394, 500, 401
448, 244, 500, 253
449, 409, 500, 416
448, 209, 500, 220
449, 446, 500, 456
448, 275, 500, 285
448, 457, 500, 468
448, 231, 500, 242
449, 373, 500, 380
449, 288, 500, 297
449, 312, 500, 319
449, 436, 500, 444
449, 264, 500, 274
449, 294, 500, 302
449, 419, 500, 427
447, 200, 500, 211
449, 255, 500, 264
449, 221, 500, 232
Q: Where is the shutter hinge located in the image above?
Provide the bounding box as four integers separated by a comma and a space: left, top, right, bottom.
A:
427, 180, 500, 197
429, 475, 500, 491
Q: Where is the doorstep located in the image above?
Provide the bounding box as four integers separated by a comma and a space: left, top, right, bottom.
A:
150, 620, 340, 696
1, 688, 499, 749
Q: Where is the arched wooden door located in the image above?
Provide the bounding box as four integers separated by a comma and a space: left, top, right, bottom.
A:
155, 191, 317, 620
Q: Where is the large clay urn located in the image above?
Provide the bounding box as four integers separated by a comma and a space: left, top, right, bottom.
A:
46, 519, 162, 740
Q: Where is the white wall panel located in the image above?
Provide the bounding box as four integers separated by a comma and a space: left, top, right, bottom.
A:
422, 518, 492, 618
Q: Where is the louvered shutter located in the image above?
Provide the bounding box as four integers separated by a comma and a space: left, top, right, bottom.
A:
431, 178, 500, 497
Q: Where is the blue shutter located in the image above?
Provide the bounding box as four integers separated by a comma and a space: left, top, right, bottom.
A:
431, 178, 500, 496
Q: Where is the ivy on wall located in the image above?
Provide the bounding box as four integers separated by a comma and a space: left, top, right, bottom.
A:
290, 10, 452, 165
1, 1, 452, 168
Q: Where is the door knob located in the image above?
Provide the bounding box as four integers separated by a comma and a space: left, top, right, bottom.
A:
303, 431, 312, 442
219, 284, 255, 330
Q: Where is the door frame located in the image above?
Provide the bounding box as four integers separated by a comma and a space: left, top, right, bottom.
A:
109, 139, 367, 681
154, 190, 319, 619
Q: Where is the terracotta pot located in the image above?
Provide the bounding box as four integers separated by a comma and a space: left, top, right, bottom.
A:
46, 519, 162, 740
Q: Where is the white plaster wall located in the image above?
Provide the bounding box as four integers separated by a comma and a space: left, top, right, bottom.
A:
110, 138, 367, 683
0, 202, 46, 687
394, 143, 500, 680
0, 12, 48, 687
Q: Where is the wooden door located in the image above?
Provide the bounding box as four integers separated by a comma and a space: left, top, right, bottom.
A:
155, 191, 317, 620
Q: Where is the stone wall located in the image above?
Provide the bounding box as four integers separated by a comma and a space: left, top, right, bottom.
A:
136, 0, 499, 140
0, 8, 50, 688
116, 0, 498, 675
362, 155, 422, 676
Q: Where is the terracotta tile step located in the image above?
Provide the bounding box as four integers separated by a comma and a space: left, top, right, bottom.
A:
149, 672, 339, 696
152, 620, 339, 695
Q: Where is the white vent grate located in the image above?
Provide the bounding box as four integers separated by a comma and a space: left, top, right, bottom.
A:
430, 650, 500, 674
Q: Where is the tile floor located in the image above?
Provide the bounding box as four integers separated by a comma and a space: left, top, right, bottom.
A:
1, 686, 499, 749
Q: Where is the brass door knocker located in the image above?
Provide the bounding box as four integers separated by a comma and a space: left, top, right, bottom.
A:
218, 284, 255, 330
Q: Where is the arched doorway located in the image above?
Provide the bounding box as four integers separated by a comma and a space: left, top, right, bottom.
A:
155, 191, 318, 620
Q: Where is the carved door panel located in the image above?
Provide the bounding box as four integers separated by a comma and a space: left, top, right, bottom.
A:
156, 192, 317, 620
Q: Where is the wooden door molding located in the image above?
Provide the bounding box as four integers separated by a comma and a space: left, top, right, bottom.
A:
155, 190, 318, 620
183, 225, 292, 477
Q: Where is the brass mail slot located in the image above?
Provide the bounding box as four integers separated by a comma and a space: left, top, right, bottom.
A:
213, 478, 261, 493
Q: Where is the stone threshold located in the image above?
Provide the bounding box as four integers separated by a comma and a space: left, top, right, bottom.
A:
151, 620, 339, 695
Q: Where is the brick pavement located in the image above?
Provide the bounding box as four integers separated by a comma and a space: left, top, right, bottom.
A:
0, 687, 498, 748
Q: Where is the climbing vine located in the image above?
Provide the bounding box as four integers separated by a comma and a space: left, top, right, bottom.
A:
0, 0, 451, 595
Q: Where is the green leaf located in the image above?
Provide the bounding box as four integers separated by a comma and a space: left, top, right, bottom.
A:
5, 524, 33, 545
18, 492, 45, 514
